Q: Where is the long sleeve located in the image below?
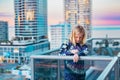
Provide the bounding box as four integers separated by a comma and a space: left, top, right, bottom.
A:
60, 42, 88, 56
60, 43, 87, 76
78, 44, 88, 56
59, 42, 73, 55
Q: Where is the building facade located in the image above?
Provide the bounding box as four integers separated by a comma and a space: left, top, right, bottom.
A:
49, 23, 71, 49
0, 21, 8, 41
14, 0, 47, 41
0, 41, 49, 63
64, 0, 92, 38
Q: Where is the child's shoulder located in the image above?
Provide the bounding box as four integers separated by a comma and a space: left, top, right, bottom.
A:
82, 44, 88, 48
61, 40, 72, 48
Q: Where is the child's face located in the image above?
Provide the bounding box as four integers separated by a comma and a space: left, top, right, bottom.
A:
75, 32, 83, 43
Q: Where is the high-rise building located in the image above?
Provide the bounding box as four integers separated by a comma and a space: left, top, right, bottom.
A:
64, 0, 92, 38
0, 21, 8, 41
49, 23, 71, 49
0, 0, 49, 63
14, 0, 47, 41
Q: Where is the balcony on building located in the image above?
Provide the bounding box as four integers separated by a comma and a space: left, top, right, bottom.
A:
30, 37, 120, 80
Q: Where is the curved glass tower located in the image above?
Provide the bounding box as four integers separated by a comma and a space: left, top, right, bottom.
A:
14, 0, 47, 41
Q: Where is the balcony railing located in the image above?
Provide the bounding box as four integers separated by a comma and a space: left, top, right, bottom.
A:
30, 37, 120, 80
97, 56, 119, 80
87, 38, 120, 56
31, 51, 120, 80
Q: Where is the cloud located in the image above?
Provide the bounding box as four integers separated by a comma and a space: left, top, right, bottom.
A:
92, 12, 120, 26
92, 20, 120, 26
93, 12, 120, 19
99, 15, 120, 21
0, 12, 14, 17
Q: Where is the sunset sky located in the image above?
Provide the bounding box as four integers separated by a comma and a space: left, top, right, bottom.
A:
0, 0, 120, 27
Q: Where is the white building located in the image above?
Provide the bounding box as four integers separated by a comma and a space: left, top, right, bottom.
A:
49, 23, 71, 49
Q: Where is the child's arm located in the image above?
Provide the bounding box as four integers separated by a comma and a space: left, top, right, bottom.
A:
59, 43, 73, 55
78, 45, 88, 56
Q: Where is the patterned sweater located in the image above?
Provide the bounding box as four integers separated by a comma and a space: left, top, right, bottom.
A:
60, 42, 88, 75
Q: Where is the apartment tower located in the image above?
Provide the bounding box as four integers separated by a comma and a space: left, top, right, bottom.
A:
64, 0, 91, 38
14, 0, 47, 41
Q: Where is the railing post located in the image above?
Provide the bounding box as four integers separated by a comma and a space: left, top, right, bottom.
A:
57, 60, 60, 80
91, 38, 93, 54
31, 58, 34, 80
117, 52, 120, 80
114, 60, 118, 80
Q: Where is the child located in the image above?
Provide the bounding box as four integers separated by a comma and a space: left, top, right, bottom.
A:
60, 25, 88, 80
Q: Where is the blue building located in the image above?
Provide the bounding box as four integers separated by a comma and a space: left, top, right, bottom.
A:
0, 41, 49, 63
0, 21, 8, 41
14, 0, 47, 41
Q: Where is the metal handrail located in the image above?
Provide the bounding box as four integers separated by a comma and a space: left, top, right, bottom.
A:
31, 55, 115, 80
97, 57, 118, 80
89, 38, 120, 40
31, 55, 113, 61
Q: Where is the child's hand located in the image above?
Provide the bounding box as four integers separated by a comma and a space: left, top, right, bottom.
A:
83, 48, 88, 55
70, 49, 78, 54
73, 54, 79, 62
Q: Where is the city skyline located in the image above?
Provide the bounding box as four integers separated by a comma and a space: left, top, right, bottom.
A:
0, 0, 120, 27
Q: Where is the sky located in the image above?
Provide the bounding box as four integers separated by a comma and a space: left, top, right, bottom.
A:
92, 0, 120, 26
0, 0, 120, 27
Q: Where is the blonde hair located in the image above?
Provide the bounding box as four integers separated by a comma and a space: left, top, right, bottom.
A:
69, 25, 86, 45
